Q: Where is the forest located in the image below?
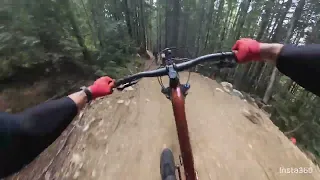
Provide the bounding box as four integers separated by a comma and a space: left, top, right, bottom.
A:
1, 0, 320, 164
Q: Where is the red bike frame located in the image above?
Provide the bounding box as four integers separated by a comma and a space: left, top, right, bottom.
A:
171, 83, 197, 180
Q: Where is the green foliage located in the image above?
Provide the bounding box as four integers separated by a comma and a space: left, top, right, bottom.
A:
0, 0, 148, 81
93, 20, 136, 78
273, 86, 320, 159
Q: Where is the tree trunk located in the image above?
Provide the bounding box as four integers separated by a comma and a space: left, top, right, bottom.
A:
262, 67, 276, 103
211, 0, 225, 51
62, 0, 92, 63
263, 0, 292, 103
221, 0, 234, 49
267, 1, 282, 40
225, 0, 236, 38
282, 0, 306, 90
195, 0, 206, 56
262, 12, 275, 41
232, 2, 242, 32
156, 1, 160, 52
90, 0, 105, 49
285, 0, 305, 43
123, 0, 133, 38
171, 0, 180, 48
250, 0, 284, 88
203, 0, 216, 51
111, 0, 121, 20
230, 0, 254, 89
134, 1, 141, 46
234, 0, 252, 40
263, 0, 301, 103
241, 0, 275, 88
80, 0, 97, 46
139, 0, 146, 53
180, 3, 190, 57
164, 0, 169, 47
129, 0, 137, 44
147, 0, 154, 50
255, 63, 267, 91
256, 0, 275, 40
159, 5, 162, 51
270, 0, 293, 42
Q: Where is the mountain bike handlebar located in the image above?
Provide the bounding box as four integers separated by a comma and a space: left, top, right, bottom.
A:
115, 52, 236, 88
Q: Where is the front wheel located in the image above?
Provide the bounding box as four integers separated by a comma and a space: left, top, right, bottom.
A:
160, 148, 177, 180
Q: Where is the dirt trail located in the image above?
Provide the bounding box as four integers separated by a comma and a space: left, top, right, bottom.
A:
11, 61, 320, 180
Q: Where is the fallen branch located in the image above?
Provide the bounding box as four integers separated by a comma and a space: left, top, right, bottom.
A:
284, 122, 306, 135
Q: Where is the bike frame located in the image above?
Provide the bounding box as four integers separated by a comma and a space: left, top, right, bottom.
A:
170, 77, 197, 180
164, 49, 197, 180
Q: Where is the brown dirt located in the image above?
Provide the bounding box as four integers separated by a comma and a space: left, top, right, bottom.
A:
8, 61, 320, 180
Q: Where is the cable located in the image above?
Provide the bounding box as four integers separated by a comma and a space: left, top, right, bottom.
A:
157, 66, 165, 88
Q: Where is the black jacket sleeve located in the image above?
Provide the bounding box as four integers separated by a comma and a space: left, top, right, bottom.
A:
276, 44, 320, 97
0, 97, 78, 178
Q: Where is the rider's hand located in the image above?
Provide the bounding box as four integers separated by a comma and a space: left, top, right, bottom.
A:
232, 38, 261, 63
89, 76, 115, 99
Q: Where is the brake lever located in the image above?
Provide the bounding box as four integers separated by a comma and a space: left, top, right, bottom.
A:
116, 80, 139, 91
